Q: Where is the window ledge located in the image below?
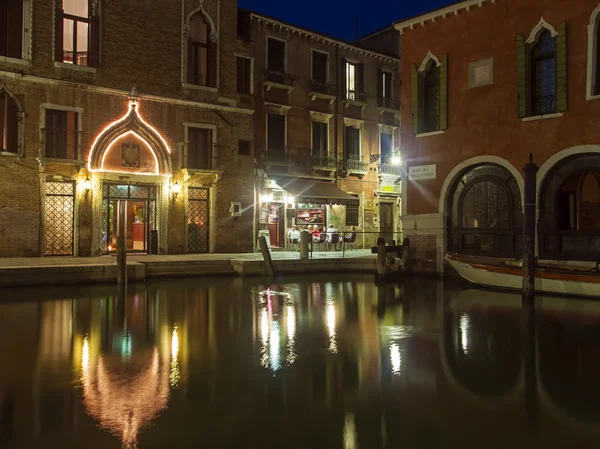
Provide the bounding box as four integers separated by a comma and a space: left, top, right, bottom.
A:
183, 83, 218, 93
0, 151, 22, 158
521, 112, 563, 122
586, 94, 600, 102
54, 62, 97, 73
0, 56, 30, 66
185, 168, 223, 175
416, 130, 444, 138
37, 157, 84, 166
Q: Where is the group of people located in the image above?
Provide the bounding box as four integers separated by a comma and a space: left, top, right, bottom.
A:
287, 224, 357, 250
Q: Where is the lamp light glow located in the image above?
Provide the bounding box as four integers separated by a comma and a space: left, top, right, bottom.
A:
171, 181, 182, 199
391, 155, 401, 165
83, 176, 92, 193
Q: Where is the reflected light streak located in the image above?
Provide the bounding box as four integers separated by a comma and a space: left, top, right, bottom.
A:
82, 336, 90, 373
343, 413, 357, 449
286, 305, 296, 366
460, 313, 470, 354
390, 343, 401, 375
170, 326, 180, 387
270, 321, 281, 371
327, 299, 337, 354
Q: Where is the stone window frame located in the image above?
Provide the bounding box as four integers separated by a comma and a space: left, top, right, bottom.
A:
39, 103, 84, 163
0, 84, 25, 157
309, 111, 333, 157
586, 2, 600, 100
343, 117, 364, 161
0, 0, 33, 66
412, 50, 448, 138
182, 3, 219, 92
310, 48, 330, 84
234, 53, 254, 95
183, 122, 218, 172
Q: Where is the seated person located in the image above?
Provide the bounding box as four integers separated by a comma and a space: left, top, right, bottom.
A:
343, 226, 357, 243
287, 226, 300, 245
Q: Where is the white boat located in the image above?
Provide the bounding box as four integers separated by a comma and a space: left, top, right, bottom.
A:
446, 254, 600, 299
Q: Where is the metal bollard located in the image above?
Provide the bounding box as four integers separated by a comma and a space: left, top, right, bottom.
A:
300, 230, 310, 260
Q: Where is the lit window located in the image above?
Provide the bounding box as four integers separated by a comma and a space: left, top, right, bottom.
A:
59, 0, 95, 66
346, 62, 356, 99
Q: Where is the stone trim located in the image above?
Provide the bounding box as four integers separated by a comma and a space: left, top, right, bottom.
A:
521, 112, 563, 122
525, 17, 558, 44
586, 3, 600, 99
54, 62, 97, 73
416, 130, 444, 138
418, 51, 441, 72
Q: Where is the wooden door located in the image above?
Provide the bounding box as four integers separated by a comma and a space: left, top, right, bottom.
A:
380, 202, 394, 244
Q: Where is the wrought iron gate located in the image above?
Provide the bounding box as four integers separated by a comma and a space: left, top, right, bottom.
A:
44, 181, 75, 256
188, 188, 209, 253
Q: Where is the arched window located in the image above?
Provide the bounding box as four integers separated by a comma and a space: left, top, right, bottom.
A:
187, 13, 216, 87
0, 89, 19, 153
447, 165, 522, 257
423, 62, 440, 133
531, 30, 557, 115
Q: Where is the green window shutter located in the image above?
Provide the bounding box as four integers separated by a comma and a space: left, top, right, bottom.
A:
439, 54, 448, 130
556, 22, 567, 112
516, 34, 527, 118
411, 64, 419, 134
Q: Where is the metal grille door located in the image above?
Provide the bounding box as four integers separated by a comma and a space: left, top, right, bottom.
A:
188, 188, 209, 253
44, 182, 75, 256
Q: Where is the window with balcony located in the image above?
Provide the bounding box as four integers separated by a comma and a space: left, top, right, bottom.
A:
312, 122, 328, 156
0, 89, 19, 153
187, 127, 214, 170
267, 114, 285, 152
345, 126, 360, 160
266, 37, 288, 85
345, 61, 364, 101
312, 50, 328, 83
236, 56, 252, 94
381, 71, 392, 99
44, 109, 79, 160
517, 20, 566, 117
56, 0, 99, 67
0, 0, 23, 59
187, 13, 217, 87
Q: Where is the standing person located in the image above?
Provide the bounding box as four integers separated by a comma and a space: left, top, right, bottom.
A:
287, 225, 300, 248
311, 225, 320, 238
326, 224, 337, 241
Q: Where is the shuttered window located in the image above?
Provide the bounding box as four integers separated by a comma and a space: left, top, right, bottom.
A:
0, 90, 19, 153
411, 54, 448, 135
188, 127, 213, 170
312, 122, 328, 156
44, 110, 79, 160
345, 126, 360, 160
0, 0, 23, 59
236, 56, 251, 93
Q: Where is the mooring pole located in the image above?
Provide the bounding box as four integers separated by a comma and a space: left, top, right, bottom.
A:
116, 200, 127, 285
258, 235, 276, 277
376, 237, 387, 280
522, 154, 539, 297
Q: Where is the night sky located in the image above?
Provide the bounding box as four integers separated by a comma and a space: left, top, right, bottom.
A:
238, 0, 455, 41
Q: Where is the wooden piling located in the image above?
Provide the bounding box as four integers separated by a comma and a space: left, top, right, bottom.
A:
116, 200, 127, 285
376, 237, 386, 280
258, 235, 276, 277
522, 154, 539, 296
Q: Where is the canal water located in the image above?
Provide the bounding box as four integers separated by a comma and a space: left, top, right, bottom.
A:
0, 275, 599, 449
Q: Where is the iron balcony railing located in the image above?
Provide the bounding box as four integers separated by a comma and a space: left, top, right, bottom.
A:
346, 157, 369, 172
345, 89, 368, 104
378, 97, 401, 110
311, 155, 338, 170
379, 163, 402, 176
263, 148, 291, 165
309, 80, 337, 97
263, 70, 295, 87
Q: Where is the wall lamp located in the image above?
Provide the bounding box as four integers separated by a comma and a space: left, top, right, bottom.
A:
83, 176, 92, 195
171, 181, 181, 199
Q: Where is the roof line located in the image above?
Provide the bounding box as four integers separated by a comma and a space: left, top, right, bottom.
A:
246, 11, 400, 63
394, 0, 497, 34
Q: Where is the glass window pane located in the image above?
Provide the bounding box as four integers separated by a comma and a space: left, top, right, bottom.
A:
63, 0, 88, 18
76, 21, 88, 66
346, 63, 356, 91
63, 18, 74, 63
191, 16, 208, 44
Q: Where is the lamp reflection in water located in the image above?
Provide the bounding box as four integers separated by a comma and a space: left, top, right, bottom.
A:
80, 334, 170, 449
459, 313, 470, 354
326, 298, 337, 353
343, 412, 358, 449
390, 343, 401, 375
258, 295, 297, 372
170, 325, 180, 387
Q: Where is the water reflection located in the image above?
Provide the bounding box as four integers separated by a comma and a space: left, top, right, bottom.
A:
0, 277, 599, 448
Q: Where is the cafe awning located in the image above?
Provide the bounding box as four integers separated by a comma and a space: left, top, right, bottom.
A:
274, 177, 359, 206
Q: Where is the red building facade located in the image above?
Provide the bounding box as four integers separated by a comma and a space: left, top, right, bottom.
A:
396, 0, 600, 274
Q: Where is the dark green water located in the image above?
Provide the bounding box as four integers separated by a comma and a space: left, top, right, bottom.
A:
0, 275, 599, 449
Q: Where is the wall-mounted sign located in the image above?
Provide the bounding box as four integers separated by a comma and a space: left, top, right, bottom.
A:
409, 164, 436, 181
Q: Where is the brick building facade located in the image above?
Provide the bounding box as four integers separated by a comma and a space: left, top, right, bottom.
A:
238, 11, 402, 250
0, 0, 255, 257
396, 0, 600, 274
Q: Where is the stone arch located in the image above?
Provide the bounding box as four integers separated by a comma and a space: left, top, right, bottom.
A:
586, 3, 600, 97
418, 50, 441, 72
88, 95, 172, 176
526, 17, 558, 44
185, 3, 217, 42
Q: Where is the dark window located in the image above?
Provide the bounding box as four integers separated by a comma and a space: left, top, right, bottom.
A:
380, 133, 393, 160
596, 18, 600, 95
188, 14, 210, 86
531, 30, 556, 115
381, 71, 392, 99
0, 0, 23, 59
236, 57, 251, 93
423, 63, 440, 133
267, 114, 285, 152
312, 51, 328, 83
59, 0, 94, 66
44, 109, 78, 160
0, 91, 19, 153
345, 126, 360, 160
312, 122, 328, 156
238, 139, 251, 156
346, 201, 359, 227
267, 38, 285, 73
188, 127, 213, 170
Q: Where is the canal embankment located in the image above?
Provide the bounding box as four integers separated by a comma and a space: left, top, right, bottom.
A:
0, 251, 377, 287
